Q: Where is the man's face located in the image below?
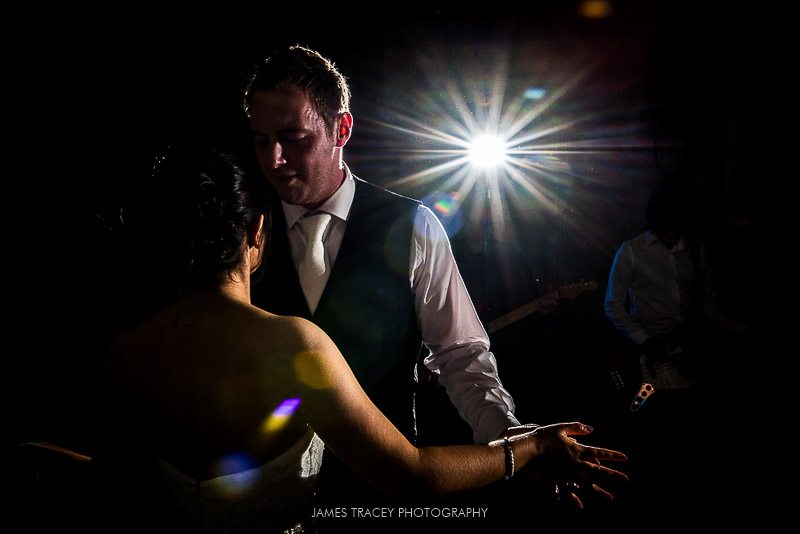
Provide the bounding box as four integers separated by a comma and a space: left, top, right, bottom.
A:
249, 86, 343, 208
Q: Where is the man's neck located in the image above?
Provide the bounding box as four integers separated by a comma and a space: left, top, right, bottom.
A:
302, 167, 346, 211
655, 228, 682, 251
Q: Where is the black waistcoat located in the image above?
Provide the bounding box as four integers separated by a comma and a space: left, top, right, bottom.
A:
252, 177, 422, 441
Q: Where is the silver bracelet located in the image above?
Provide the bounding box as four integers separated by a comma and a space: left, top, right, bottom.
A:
503, 437, 515, 480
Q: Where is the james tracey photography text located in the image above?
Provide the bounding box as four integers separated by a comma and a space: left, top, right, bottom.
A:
312, 507, 489, 519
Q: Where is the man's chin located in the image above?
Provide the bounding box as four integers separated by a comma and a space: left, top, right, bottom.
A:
271, 180, 305, 203
277, 192, 305, 206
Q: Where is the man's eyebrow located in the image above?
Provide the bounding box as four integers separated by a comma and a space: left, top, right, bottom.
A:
251, 128, 310, 135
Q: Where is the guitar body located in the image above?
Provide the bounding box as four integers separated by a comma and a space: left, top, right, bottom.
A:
609, 330, 697, 412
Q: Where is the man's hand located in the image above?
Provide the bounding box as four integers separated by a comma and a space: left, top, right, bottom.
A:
512, 422, 628, 509
534, 290, 561, 315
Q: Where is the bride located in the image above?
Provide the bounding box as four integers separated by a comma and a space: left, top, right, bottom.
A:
103, 146, 626, 532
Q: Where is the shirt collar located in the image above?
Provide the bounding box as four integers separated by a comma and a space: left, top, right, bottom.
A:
281, 164, 356, 228
644, 230, 686, 253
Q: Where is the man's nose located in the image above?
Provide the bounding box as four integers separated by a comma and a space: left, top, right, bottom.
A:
270, 142, 286, 168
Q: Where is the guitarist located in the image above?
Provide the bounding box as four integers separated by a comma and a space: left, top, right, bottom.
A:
604, 180, 748, 391
603, 179, 748, 512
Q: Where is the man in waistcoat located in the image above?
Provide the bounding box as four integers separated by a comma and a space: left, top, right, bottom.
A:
245, 45, 523, 522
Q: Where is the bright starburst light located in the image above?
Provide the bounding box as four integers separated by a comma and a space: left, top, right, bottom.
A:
358, 42, 653, 251
468, 135, 508, 168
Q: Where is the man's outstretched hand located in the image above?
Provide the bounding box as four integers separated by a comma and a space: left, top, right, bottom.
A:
501, 422, 628, 509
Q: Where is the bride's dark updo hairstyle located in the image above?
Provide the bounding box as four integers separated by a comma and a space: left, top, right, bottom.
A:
149, 145, 270, 289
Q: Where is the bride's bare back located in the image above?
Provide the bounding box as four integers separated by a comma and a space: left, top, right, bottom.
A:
106, 292, 323, 479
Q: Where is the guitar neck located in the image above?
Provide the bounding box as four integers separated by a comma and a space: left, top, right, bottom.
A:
485, 280, 597, 334
488, 301, 540, 334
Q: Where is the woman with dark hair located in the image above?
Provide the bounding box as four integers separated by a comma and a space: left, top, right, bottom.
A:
104, 147, 626, 532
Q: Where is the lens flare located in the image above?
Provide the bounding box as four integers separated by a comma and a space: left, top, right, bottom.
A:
579, 0, 613, 19
468, 135, 508, 169
211, 453, 259, 495
262, 397, 301, 433
433, 192, 461, 216
523, 88, 547, 100
355, 40, 654, 294
293, 351, 331, 389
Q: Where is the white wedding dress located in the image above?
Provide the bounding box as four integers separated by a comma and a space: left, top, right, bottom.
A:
153, 428, 324, 532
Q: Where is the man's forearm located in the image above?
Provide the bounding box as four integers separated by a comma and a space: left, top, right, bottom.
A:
430, 346, 520, 443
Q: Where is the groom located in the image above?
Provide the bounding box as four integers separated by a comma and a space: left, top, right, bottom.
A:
245, 45, 521, 517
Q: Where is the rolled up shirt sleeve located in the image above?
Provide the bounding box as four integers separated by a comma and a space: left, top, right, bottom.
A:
411, 205, 520, 444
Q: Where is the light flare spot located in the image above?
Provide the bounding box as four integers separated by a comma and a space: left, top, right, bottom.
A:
262, 397, 302, 433
523, 87, 547, 100
211, 453, 258, 495
579, 0, 613, 19
468, 135, 508, 169
293, 351, 331, 389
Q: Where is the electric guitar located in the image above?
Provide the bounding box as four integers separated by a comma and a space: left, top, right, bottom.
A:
487, 280, 599, 334
609, 330, 697, 412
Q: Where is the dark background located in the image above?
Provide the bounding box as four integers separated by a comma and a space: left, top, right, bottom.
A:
10, 0, 784, 520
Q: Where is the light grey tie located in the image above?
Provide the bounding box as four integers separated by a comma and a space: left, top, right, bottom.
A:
297, 212, 332, 314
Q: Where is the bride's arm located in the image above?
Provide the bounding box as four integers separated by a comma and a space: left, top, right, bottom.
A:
290, 320, 625, 499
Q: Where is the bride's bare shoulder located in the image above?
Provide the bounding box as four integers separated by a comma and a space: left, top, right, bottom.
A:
249, 309, 333, 353
243, 311, 346, 392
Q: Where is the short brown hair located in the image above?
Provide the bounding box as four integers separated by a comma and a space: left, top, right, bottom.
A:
243, 45, 351, 133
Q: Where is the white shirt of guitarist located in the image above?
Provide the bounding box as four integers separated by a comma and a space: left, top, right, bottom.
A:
604, 231, 745, 346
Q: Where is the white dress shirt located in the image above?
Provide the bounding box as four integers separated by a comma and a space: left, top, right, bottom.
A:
604, 231, 746, 346
282, 167, 519, 443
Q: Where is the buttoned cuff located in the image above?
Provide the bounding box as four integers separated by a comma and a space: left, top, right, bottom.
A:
474, 410, 522, 444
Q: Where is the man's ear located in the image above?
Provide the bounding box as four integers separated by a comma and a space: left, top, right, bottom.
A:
335, 112, 353, 148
